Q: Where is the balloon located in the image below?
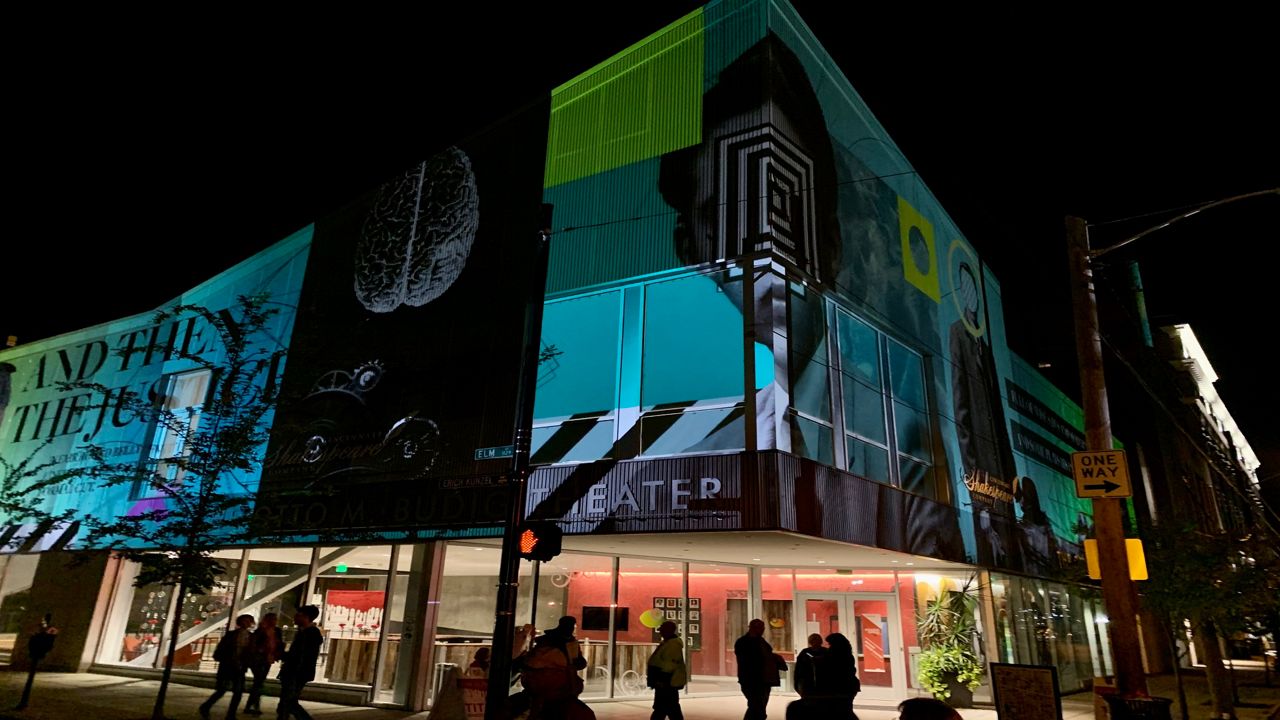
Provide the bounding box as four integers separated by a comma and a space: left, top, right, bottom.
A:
639, 609, 665, 629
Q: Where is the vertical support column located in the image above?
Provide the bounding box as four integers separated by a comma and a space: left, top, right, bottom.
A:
402, 541, 446, 711
748, 566, 763, 623
370, 544, 400, 701
608, 556, 620, 699
681, 561, 691, 690
228, 549, 251, 620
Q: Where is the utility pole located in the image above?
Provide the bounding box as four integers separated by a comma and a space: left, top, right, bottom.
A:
485, 208, 553, 720
1067, 215, 1149, 698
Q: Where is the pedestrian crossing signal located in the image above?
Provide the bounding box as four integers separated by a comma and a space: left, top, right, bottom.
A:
518, 521, 562, 562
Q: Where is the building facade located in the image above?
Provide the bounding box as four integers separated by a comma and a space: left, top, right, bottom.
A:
1, 0, 1132, 709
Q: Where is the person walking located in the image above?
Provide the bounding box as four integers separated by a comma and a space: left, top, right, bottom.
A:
813, 632, 859, 719
646, 621, 687, 720
243, 612, 284, 716
200, 614, 256, 720
520, 616, 591, 719
734, 619, 781, 720
276, 606, 323, 720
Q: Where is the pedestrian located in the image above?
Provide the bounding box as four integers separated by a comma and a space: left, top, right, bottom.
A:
646, 621, 687, 720
734, 618, 781, 720
200, 614, 256, 720
897, 697, 962, 720
276, 606, 323, 720
793, 633, 826, 697
813, 632, 859, 719
468, 646, 492, 676
520, 616, 591, 719
243, 612, 284, 716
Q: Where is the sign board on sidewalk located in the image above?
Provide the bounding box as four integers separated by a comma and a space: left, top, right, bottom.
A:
1070, 450, 1131, 498
992, 662, 1062, 720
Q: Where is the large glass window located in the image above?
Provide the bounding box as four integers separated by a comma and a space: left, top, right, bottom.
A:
533, 291, 622, 464
314, 546, 393, 686
640, 274, 745, 456
0, 554, 39, 666
990, 574, 1105, 693
612, 558, 681, 698
432, 544, 543, 704
686, 562, 748, 693
837, 312, 890, 483
835, 309, 936, 497
136, 369, 212, 498
888, 340, 933, 495
788, 284, 834, 465
172, 549, 243, 671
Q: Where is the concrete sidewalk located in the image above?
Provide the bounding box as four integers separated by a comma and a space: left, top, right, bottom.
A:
1, 670, 1276, 720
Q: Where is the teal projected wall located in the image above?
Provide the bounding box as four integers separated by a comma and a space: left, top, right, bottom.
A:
0, 229, 311, 547
530, 0, 1095, 574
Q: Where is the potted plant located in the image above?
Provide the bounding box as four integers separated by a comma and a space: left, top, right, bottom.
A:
916, 576, 984, 708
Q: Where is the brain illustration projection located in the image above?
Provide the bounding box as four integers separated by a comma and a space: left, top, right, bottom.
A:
354, 147, 479, 313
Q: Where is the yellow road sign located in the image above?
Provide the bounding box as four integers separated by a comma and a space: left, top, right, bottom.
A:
1071, 449, 1132, 498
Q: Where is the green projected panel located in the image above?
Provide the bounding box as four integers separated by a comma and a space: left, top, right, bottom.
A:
544, 7, 704, 188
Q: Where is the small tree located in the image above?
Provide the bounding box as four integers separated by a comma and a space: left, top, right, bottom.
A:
1141, 521, 1279, 720
52, 294, 283, 720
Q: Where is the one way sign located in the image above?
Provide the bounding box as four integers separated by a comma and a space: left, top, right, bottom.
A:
1071, 450, 1132, 498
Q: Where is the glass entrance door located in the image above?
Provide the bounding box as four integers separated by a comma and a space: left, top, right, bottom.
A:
794, 592, 905, 701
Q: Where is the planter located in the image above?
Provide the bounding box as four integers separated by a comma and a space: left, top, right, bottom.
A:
944, 672, 974, 708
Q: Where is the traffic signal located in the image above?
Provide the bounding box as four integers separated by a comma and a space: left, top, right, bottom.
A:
517, 521, 562, 562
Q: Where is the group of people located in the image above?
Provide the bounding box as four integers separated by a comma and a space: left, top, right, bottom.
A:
501, 614, 965, 720
199, 605, 323, 720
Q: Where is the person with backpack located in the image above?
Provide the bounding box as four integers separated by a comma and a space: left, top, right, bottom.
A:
519, 616, 593, 719
242, 612, 285, 716
792, 633, 826, 698
646, 621, 687, 720
200, 614, 256, 720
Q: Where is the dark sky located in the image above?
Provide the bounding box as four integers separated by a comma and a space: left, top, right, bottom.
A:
5, 4, 1278, 479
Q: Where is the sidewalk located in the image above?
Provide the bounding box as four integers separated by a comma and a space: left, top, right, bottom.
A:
0, 670, 1276, 720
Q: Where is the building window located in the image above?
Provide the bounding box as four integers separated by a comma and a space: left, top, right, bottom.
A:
835, 309, 935, 495
134, 369, 212, 499
532, 291, 622, 464
638, 273, 745, 457
788, 283, 834, 465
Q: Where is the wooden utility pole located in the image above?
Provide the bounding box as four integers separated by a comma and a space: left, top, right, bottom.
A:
1067, 215, 1149, 698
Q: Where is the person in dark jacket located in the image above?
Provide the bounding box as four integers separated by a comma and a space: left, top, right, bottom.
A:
793, 633, 826, 697
734, 619, 780, 720
243, 612, 285, 716
814, 633, 860, 718
200, 614, 255, 720
276, 606, 322, 720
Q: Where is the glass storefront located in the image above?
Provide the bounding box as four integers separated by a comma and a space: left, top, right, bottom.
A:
990, 573, 1109, 693
0, 553, 40, 665
97, 543, 423, 704
93, 539, 1022, 709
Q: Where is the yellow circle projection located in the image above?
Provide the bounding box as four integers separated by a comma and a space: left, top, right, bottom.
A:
768, 618, 786, 628
639, 609, 665, 629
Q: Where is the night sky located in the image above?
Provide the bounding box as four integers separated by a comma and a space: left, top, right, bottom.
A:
5, 4, 1278, 486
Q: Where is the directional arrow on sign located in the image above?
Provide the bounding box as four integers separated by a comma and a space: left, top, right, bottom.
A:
1072, 450, 1132, 498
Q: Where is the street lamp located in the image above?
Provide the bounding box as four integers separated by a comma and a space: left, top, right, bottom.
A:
1066, 188, 1278, 699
